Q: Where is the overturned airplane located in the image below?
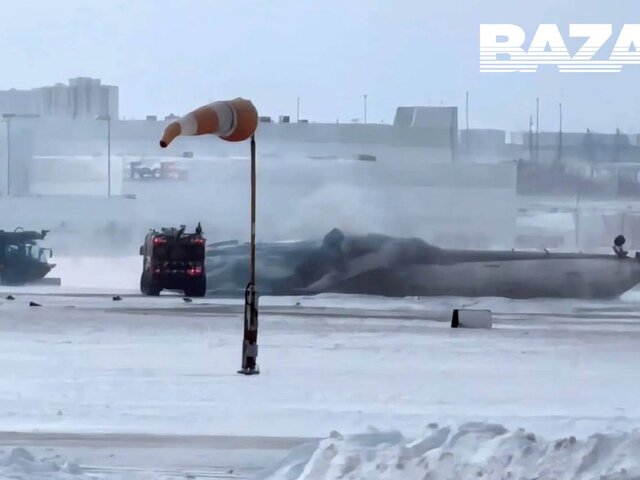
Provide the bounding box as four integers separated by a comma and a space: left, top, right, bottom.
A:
205, 229, 640, 299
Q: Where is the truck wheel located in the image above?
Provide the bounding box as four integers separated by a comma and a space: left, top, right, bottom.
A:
185, 276, 207, 297
140, 273, 162, 296
147, 285, 161, 296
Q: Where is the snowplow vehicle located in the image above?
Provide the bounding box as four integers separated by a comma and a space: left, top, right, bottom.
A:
0, 228, 56, 285
139, 223, 207, 297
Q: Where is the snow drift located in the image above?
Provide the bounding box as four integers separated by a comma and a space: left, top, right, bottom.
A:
0, 447, 86, 479
259, 422, 640, 480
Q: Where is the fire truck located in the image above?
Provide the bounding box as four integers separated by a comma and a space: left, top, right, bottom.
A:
139, 223, 206, 297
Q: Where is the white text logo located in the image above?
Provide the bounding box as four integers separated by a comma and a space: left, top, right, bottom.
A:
480, 24, 640, 73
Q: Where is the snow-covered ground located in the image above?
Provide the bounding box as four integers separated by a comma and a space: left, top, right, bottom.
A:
0, 263, 639, 477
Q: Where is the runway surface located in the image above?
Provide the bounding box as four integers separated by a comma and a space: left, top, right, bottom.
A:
0, 285, 638, 478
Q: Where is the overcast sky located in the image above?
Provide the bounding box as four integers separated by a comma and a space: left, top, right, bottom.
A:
0, 0, 638, 133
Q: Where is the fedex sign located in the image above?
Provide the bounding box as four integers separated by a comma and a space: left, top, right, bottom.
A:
480, 24, 640, 73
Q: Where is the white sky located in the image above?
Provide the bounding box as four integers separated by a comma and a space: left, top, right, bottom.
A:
0, 0, 638, 133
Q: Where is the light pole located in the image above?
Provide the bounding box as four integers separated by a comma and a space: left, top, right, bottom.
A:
2, 113, 39, 196
4, 114, 11, 196
96, 115, 111, 197
465, 91, 470, 152
558, 102, 563, 164
535, 97, 540, 162
529, 114, 534, 161
465, 91, 469, 131
363, 94, 368, 124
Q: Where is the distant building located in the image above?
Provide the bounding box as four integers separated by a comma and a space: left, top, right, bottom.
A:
0, 89, 39, 116
392, 106, 458, 159
459, 129, 506, 150
511, 130, 632, 148
393, 106, 458, 130
0, 77, 118, 119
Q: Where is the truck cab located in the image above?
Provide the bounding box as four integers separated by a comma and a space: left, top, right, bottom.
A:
139, 223, 207, 297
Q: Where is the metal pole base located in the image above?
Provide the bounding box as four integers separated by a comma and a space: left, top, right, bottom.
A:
238, 282, 259, 375
237, 366, 260, 376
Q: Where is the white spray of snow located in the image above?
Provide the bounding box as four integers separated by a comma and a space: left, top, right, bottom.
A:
260, 423, 640, 480
51, 255, 140, 291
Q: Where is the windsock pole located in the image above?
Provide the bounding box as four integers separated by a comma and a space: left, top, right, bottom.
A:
240, 134, 259, 375
250, 134, 256, 287
158, 98, 260, 375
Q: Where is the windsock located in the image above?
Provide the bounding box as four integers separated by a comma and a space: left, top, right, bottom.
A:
160, 98, 258, 148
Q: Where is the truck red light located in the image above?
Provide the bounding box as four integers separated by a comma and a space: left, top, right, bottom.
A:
186, 266, 203, 276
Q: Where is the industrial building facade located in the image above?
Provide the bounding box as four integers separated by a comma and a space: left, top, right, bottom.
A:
0, 77, 118, 119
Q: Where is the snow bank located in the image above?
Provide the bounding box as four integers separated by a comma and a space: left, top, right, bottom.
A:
0, 447, 86, 479
259, 423, 640, 480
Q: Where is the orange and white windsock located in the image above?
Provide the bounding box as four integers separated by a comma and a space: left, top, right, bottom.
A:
160, 97, 258, 148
